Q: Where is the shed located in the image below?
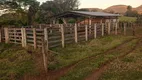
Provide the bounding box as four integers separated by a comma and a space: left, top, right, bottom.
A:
51, 11, 120, 25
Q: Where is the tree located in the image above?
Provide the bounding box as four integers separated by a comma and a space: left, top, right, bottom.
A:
37, 0, 80, 23
127, 5, 132, 11
0, 0, 40, 26
28, 1, 40, 25
125, 5, 138, 17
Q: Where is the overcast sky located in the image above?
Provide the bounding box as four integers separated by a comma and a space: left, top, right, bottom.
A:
37, 0, 142, 9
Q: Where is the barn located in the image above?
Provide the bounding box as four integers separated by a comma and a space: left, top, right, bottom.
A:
51, 11, 120, 25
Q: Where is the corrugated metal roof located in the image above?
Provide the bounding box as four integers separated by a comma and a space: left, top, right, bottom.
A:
71, 11, 120, 17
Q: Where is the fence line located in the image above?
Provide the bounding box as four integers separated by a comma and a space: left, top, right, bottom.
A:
0, 22, 135, 49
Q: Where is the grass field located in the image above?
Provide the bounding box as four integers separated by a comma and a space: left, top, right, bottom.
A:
59, 39, 138, 80
119, 16, 137, 22
99, 39, 142, 80
49, 35, 134, 70
0, 43, 41, 80
0, 34, 139, 80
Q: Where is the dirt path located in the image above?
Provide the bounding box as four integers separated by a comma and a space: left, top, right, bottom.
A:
47, 38, 136, 80
84, 38, 140, 80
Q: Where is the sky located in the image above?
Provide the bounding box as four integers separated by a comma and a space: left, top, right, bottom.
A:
37, 0, 142, 9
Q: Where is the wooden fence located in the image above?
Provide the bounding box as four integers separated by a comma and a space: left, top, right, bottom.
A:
0, 22, 135, 49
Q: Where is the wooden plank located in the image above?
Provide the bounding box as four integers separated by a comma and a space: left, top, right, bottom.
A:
108, 22, 111, 34
74, 23, 78, 43
102, 23, 104, 36
44, 28, 49, 50
124, 23, 126, 35
49, 43, 61, 48
85, 25, 88, 41
33, 28, 37, 49
60, 24, 65, 48
115, 22, 118, 35
94, 24, 97, 38
48, 36, 61, 40
27, 39, 34, 43
0, 29, 2, 42
48, 40, 61, 44
78, 32, 85, 35
36, 33, 44, 36
9, 38, 21, 41
4, 28, 9, 43
23, 28, 27, 47
65, 37, 74, 41
65, 34, 74, 37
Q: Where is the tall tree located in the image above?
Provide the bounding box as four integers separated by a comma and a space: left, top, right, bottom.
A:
37, 0, 80, 23
28, 1, 39, 25
0, 0, 40, 26
125, 5, 138, 17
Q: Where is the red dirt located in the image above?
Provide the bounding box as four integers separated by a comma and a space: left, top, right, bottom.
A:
84, 39, 140, 80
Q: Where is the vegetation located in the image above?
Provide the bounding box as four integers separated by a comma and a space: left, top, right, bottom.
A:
0, 43, 42, 80
119, 16, 137, 22
99, 39, 142, 80
59, 38, 138, 80
49, 35, 134, 70
125, 5, 138, 17
0, 0, 80, 25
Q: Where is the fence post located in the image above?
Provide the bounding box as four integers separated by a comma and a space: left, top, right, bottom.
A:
102, 23, 104, 36
21, 28, 27, 47
85, 25, 88, 41
124, 23, 126, 35
74, 23, 78, 43
42, 38, 48, 73
108, 22, 111, 35
115, 22, 118, 35
132, 23, 135, 36
4, 28, 9, 43
94, 24, 97, 38
14, 28, 16, 43
33, 28, 37, 49
41, 27, 49, 73
44, 27, 49, 50
61, 24, 65, 48
0, 28, 2, 42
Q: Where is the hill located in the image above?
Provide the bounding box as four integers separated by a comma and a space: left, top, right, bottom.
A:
105, 5, 142, 14
80, 5, 142, 14
135, 5, 142, 14
104, 5, 128, 14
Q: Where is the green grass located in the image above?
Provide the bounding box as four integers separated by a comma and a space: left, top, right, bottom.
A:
48, 35, 134, 70
0, 43, 37, 80
59, 39, 138, 80
99, 40, 142, 80
119, 16, 137, 22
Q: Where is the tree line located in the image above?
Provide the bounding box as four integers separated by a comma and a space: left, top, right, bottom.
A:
0, 0, 79, 26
